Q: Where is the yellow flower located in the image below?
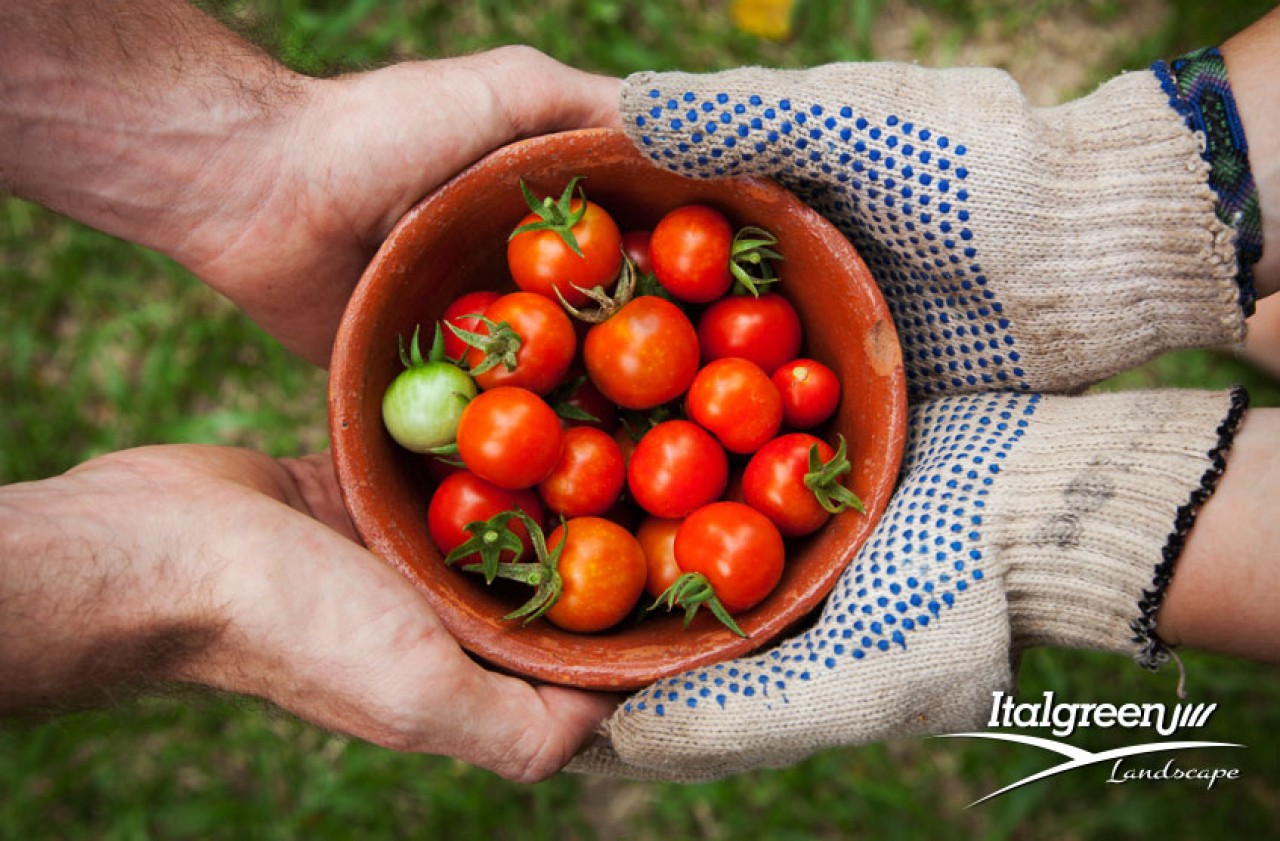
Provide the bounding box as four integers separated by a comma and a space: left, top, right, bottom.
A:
731, 0, 797, 40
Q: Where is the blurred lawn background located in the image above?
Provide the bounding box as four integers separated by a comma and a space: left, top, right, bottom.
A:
3, 0, 1280, 837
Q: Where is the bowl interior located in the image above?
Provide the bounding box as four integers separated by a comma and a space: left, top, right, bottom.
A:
329, 128, 906, 691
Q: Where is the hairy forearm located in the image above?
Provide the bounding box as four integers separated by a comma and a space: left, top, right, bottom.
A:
0, 463, 224, 712
1223, 5, 1280, 299
0, 0, 305, 261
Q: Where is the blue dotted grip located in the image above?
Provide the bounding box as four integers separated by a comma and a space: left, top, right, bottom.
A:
624, 392, 1038, 719
634, 87, 1027, 399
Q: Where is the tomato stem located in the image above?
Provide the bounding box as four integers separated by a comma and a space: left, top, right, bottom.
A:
444, 316, 523, 376
729, 225, 784, 297
649, 572, 747, 638
804, 435, 866, 515
510, 177, 589, 258
555, 251, 638, 323
451, 510, 567, 624
444, 510, 529, 584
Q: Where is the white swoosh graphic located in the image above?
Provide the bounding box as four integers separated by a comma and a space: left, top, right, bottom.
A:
934, 732, 1244, 807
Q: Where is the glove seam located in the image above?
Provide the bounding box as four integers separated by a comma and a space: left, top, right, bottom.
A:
1131, 385, 1250, 670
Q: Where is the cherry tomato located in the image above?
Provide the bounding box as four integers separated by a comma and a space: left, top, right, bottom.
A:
427, 470, 544, 563
636, 515, 683, 599
456, 386, 563, 489
381, 328, 477, 454
773, 358, 841, 429
584, 296, 700, 410
685, 357, 783, 454
649, 205, 734, 303
465, 291, 576, 395
621, 230, 654, 276
545, 517, 647, 633
508, 198, 622, 308
674, 501, 785, 613
440, 290, 501, 362
698, 292, 802, 375
627, 419, 727, 518
742, 433, 839, 537
537, 426, 627, 518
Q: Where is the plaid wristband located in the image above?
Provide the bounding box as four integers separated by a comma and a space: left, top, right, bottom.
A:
1153, 46, 1261, 315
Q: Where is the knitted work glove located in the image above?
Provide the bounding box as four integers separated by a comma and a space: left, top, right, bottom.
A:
620, 60, 1255, 398
570, 387, 1247, 781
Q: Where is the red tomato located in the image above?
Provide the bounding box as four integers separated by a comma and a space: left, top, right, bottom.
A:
508, 199, 622, 308
427, 470, 544, 563
698, 292, 802, 375
675, 501, 785, 613
636, 515, 683, 599
537, 426, 627, 518
773, 358, 841, 429
584, 296, 700, 410
456, 387, 563, 489
621, 230, 654, 276
627, 419, 727, 518
465, 291, 576, 395
649, 205, 734, 303
544, 517, 647, 633
743, 433, 840, 537
440, 290, 501, 362
685, 357, 783, 454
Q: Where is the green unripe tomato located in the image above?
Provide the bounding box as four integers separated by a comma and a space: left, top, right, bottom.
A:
381, 324, 477, 453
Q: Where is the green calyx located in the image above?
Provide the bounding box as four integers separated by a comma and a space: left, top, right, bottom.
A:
804, 435, 866, 515
510, 176, 589, 257
399, 322, 448, 369
444, 510, 527, 584
648, 572, 746, 638
447, 509, 566, 624
729, 225, 784, 296
444, 316, 523, 376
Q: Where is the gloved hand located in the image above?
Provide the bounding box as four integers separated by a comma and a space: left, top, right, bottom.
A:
571, 57, 1259, 782
571, 387, 1247, 781
619, 60, 1252, 398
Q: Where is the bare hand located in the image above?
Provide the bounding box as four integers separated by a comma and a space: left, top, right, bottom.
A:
0, 445, 615, 782
179, 47, 621, 365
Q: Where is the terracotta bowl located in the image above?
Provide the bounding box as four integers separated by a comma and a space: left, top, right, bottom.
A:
329, 128, 907, 691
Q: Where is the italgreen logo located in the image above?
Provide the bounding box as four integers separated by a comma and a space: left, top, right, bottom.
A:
937, 691, 1243, 806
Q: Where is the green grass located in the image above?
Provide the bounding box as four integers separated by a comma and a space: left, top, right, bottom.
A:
4, 1, 1280, 838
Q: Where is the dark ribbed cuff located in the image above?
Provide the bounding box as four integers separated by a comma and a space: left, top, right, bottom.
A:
1153, 48, 1261, 316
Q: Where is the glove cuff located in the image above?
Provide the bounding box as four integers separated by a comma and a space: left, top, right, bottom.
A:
999, 387, 1248, 665
1154, 47, 1261, 315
